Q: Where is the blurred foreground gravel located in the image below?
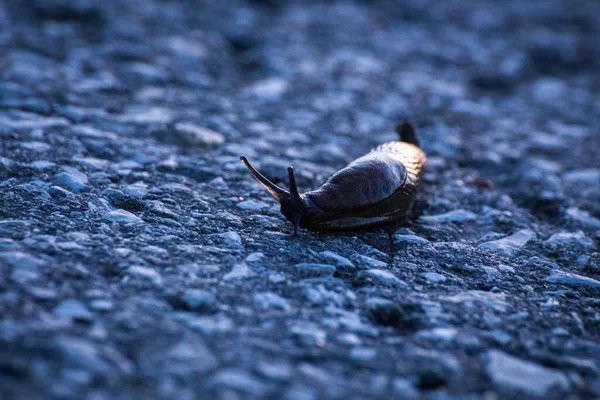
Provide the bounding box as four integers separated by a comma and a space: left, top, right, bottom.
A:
0, 0, 599, 399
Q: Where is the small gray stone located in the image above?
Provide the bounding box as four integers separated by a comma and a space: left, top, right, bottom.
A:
247, 77, 288, 99
55, 337, 111, 377
423, 272, 446, 283
497, 264, 515, 273
479, 229, 535, 256
89, 299, 114, 312
416, 327, 458, 343
295, 263, 336, 278
213, 231, 243, 248
393, 234, 430, 245
104, 209, 143, 224
254, 291, 289, 310
182, 289, 216, 311
245, 252, 264, 263
303, 285, 344, 306
392, 377, 419, 399
174, 123, 225, 146
53, 299, 94, 322
123, 184, 148, 199
126, 266, 163, 286
355, 255, 387, 269
184, 314, 234, 334
563, 168, 600, 186
356, 269, 408, 289
444, 290, 507, 312
546, 270, 600, 289
223, 262, 254, 280
163, 339, 217, 375
236, 199, 270, 210
419, 209, 477, 223
207, 368, 269, 397
1, 251, 45, 282
484, 329, 512, 345
319, 251, 354, 269
48, 185, 72, 198
546, 231, 593, 248
486, 349, 569, 397
350, 347, 377, 361
566, 207, 600, 229
256, 360, 292, 381
28, 160, 56, 169
53, 167, 88, 192
290, 323, 327, 345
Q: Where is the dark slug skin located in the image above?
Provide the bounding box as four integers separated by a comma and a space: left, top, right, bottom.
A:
240, 123, 427, 234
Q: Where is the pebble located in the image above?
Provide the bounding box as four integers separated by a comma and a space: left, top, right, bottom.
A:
53, 167, 89, 192
392, 378, 419, 399
486, 349, 569, 397
213, 231, 243, 248
393, 234, 430, 245
245, 252, 264, 263
563, 168, 600, 186
89, 299, 114, 312
423, 272, 447, 283
484, 329, 512, 345
290, 323, 327, 345
256, 360, 292, 382
546, 231, 593, 248
566, 207, 600, 229
223, 262, 254, 280
295, 263, 336, 278
350, 347, 377, 361
247, 77, 288, 100
546, 270, 600, 289
416, 327, 458, 343
355, 255, 387, 269
254, 291, 290, 310
207, 368, 269, 397
303, 285, 344, 306
355, 269, 408, 289
419, 209, 478, 223
104, 209, 143, 224
48, 185, 72, 198
53, 299, 94, 322
319, 251, 355, 270
174, 123, 225, 146
55, 336, 117, 378
1, 251, 45, 282
181, 289, 216, 311
163, 339, 217, 375
126, 266, 163, 286
236, 199, 270, 210
176, 313, 234, 335
444, 290, 507, 312
479, 229, 535, 256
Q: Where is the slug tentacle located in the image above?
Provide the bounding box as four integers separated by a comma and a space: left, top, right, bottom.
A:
240, 123, 426, 234
284, 166, 305, 235
240, 156, 289, 202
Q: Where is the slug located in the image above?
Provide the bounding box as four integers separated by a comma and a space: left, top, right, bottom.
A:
240, 122, 427, 234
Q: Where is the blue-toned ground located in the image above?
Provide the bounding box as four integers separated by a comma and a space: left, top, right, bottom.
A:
0, 0, 599, 399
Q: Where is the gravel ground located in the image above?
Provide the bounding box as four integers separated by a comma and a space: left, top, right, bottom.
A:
1, 0, 599, 399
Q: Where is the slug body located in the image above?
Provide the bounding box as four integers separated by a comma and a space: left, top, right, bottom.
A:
240, 123, 426, 233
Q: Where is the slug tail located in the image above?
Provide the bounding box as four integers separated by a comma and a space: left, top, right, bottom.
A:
240, 156, 289, 203
395, 121, 420, 147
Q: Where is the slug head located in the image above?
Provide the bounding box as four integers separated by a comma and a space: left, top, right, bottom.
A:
240, 156, 306, 235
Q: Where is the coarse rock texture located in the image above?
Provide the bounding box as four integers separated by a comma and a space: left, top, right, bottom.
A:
0, 0, 599, 399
